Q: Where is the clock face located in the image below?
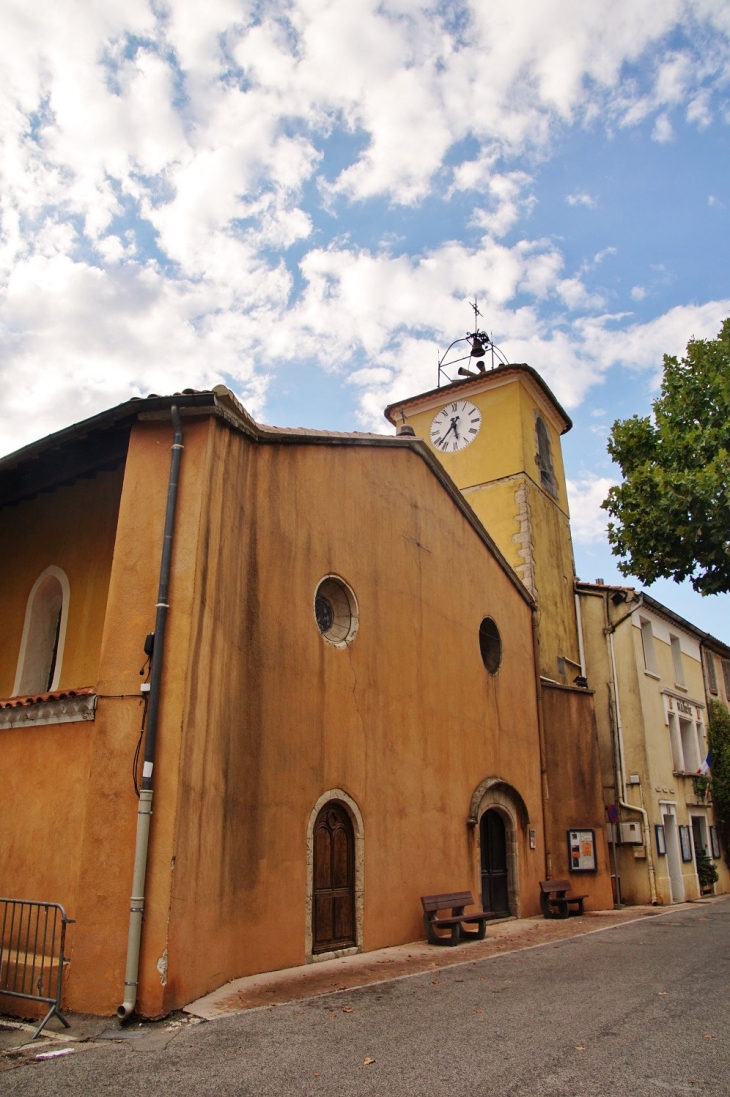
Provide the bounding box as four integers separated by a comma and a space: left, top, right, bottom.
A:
430, 400, 482, 453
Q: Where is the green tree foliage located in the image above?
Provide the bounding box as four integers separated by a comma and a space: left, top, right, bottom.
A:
602, 319, 730, 595
708, 699, 730, 868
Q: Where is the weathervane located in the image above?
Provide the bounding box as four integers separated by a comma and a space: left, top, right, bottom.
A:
436, 298, 508, 388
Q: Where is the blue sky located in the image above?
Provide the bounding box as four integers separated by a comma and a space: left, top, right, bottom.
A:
1, 0, 729, 637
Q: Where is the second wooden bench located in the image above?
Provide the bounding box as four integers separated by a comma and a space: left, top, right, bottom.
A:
421, 891, 500, 946
539, 879, 588, 919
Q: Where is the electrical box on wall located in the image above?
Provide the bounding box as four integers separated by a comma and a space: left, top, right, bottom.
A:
620, 821, 643, 844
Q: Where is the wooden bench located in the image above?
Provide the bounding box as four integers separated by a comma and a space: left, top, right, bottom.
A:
421, 892, 499, 946
539, 880, 588, 919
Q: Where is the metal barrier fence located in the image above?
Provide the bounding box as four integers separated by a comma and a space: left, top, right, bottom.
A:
0, 898, 74, 1038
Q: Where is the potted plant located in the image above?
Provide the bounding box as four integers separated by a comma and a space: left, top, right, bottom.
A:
696, 848, 719, 894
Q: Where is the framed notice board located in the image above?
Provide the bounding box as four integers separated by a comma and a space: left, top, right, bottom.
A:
655, 825, 666, 856
710, 826, 721, 859
679, 825, 693, 863
567, 829, 596, 872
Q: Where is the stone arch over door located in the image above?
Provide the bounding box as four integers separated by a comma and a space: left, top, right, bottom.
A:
468, 777, 528, 918
305, 789, 364, 962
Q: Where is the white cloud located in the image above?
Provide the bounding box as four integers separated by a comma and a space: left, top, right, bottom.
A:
566, 192, 598, 208
0, 0, 729, 455
556, 277, 605, 310
566, 475, 617, 544
652, 112, 675, 142
468, 172, 536, 237
631, 285, 647, 300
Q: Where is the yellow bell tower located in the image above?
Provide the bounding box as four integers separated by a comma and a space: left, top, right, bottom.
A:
384, 360, 581, 684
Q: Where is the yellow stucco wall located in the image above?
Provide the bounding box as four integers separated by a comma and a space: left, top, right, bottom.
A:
578, 588, 730, 906
0, 467, 124, 697
392, 372, 578, 682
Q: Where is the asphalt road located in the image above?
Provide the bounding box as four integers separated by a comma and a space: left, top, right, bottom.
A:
4, 900, 730, 1096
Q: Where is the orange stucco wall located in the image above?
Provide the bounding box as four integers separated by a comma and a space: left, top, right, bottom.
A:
1, 408, 591, 1019
0, 467, 125, 697
0, 468, 125, 1015
152, 419, 548, 1013
540, 682, 614, 909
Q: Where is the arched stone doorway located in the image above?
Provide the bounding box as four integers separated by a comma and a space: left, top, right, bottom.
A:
305, 789, 364, 961
469, 777, 529, 918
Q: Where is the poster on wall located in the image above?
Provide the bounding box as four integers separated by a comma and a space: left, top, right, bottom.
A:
655, 825, 666, 856
679, 825, 693, 863
567, 829, 596, 872
710, 826, 721, 859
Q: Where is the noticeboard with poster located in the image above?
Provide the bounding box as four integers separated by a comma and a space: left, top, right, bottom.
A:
567, 829, 596, 872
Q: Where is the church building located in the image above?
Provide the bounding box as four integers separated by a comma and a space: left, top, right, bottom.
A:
0, 356, 612, 1020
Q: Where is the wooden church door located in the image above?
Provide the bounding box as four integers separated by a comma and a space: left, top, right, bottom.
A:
480, 810, 510, 915
313, 804, 356, 954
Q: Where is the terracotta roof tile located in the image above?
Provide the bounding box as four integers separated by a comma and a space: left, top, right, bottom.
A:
0, 687, 95, 710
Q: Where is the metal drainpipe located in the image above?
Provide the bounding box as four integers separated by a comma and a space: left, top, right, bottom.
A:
118, 406, 183, 1019
574, 593, 587, 677
605, 603, 658, 905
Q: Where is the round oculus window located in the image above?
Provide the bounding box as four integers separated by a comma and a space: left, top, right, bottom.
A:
314, 576, 359, 648
479, 617, 502, 674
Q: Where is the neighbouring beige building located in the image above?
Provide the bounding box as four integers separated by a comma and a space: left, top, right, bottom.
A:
576, 582, 730, 906
702, 635, 730, 715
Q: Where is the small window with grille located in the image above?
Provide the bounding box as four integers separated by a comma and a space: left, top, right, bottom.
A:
314, 576, 359, 648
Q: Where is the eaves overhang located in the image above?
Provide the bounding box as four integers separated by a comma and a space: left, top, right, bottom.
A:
383, 363, 573, 435
0, 387, 535, 608
576, 580, 730, 652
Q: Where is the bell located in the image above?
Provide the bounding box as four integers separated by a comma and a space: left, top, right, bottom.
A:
470, 337, 486, 357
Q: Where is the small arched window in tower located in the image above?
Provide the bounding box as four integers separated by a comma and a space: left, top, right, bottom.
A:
479, 617, 502, 674
14, 567, 69, 696
535, 416, 557, 496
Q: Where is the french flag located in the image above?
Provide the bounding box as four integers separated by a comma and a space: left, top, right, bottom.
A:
697, 750, 712, 776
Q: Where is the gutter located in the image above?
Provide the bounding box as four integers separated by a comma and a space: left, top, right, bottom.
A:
118, 406, 184, 1019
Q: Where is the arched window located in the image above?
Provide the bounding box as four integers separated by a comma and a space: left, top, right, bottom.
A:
13, 567, 70, 696
535, 417, 557, 496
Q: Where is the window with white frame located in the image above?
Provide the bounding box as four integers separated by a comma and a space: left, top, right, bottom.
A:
670, 635, 685, 688
640, 619, 659, 676
679, 717, 700, 773
668, 712, 683, 773
696, 721, 707, 771
13, 566, 70, 697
